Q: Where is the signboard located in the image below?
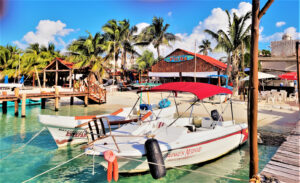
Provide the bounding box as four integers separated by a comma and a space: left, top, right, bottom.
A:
164, 55, 194, 63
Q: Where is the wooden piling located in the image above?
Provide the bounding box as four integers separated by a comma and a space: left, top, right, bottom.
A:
70, 97, 74, 105
55, 86, 59, 111
41, 98, 46, 109
84, 95, 88, 107
249, 0, 274, 179
14, 88, 19, 116
21, 93, 26, 117
2, 101, 7, 114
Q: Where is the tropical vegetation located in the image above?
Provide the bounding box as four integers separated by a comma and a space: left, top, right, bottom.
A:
204, 10, 252, 95
198, 39, 212, 55
135, 50, 155, 72
138, 16, 179, 59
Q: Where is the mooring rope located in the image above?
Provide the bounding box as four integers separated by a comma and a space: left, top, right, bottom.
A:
118, 155, 248, 182
22, 152, 86, 183
0, 127, 46, 161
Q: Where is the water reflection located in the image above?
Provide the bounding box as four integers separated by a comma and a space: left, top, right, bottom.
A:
20, 118, 26, 140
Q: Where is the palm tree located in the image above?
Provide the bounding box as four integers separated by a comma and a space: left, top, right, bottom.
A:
15, 43, 59, 78
139, 16, 178, 59
0, 45, 23, 79
102, 19, 132, 82
0, 46, 11, 71
120, 21, 140, 70
204, 10, 251, 95
198, 39, 212, 55
136, 50, 155, 72
26, 43, 41, 55
68, 31, 106, 80
40, 43, 59, 56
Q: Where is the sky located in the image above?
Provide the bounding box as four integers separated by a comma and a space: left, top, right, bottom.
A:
0, 0, 299, 59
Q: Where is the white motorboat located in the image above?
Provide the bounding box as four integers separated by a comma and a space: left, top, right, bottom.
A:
84, 82, 248, 177
39, 99, 176, 148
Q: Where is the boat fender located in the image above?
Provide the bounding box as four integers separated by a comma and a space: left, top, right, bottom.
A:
145, 138, 166, 179
103, 150, 119, 182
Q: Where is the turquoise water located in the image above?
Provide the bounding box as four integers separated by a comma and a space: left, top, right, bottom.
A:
0, 104, 278, 183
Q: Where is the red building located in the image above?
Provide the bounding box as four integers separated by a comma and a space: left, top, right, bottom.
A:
150, 48, 227, 82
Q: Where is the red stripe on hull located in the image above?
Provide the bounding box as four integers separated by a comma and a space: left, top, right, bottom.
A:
184, 130, 245, 149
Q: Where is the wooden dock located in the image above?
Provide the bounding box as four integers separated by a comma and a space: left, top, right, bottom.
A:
0, 86, 106, 117
260, 120, 300, 183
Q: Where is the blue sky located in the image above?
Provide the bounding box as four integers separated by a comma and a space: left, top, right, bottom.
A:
0, 0, 299, 58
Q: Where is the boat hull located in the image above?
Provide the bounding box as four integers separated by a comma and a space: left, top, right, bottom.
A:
39, 106, 176, 148
96, 129, 247, 173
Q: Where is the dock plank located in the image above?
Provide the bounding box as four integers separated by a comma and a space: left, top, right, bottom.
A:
268, 161, 300, 171
261, 120, 300, 182
265, 164, 299, 176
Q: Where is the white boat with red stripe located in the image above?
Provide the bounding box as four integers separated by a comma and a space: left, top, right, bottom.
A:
84, 82, 248, 174
39, 105, 176, 148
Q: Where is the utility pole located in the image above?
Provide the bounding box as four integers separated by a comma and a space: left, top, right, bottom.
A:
249, 0, 274, 180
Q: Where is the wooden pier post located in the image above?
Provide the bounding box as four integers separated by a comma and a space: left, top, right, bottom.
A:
14, 88, 19, 117
84, 95, 88, 107
2, 101, 7, 114
55, 86, 59, 111
21, 93, 26, 117
70, 97, 74, 105
41, 98, 46, 109
249, 0, 274, 180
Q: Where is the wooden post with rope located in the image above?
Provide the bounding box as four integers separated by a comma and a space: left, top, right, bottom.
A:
21, 93, 26, 117
84, 95, 88, 107
41, 98, 46, 109
296, 42, 300, 111
249, 0, 274, 181
70, 97, 74, 105
55, 86, 59, 111
2, 91, 7, 114
14, 87, 19, 117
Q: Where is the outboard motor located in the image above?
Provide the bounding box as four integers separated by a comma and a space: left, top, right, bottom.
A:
211, 110, 223, 121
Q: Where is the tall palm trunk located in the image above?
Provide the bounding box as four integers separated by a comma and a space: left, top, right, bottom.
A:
156, 45, 160, 59
226, 53, 231, 79
241, 43, 245, 74
124, 50, 127, 70
232, 51, 239, 96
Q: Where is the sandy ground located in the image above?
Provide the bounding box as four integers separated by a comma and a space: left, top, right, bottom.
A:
57, 90, 299, 137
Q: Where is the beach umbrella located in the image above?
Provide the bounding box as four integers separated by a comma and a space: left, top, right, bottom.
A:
278, 72, 297, 80
240, 72, 276, 81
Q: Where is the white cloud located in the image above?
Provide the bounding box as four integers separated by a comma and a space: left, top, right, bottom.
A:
161, 2, 251, 59
260, 26, 300, 42
135, 22, 150, 35
133, 2, 252, 60
167, 11, 172, 17
276, 21, 286, 27
13, 40, 27, 50
13, 20, 75, 50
